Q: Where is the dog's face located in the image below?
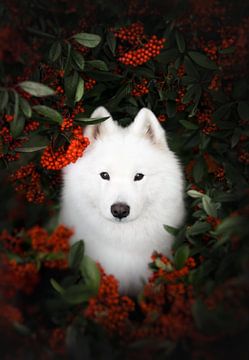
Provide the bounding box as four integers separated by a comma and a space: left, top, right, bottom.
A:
63, 107, 181, 223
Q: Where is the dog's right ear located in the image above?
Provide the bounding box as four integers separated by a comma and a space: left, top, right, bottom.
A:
84, 106, 117, 141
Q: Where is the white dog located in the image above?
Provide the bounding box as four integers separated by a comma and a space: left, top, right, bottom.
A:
60, 107, 185, 294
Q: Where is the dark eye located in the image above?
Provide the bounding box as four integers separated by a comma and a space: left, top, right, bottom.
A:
134, 173, 144, 181
100, 172, 110, 180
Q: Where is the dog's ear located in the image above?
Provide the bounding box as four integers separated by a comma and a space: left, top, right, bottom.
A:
130, 108, 168, 148
84, 106, 117, 141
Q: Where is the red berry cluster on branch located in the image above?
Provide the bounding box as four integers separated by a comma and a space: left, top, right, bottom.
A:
10, 163, 45, 203
114, 22, 145, 45
131, 78, 149, 96
41, 126, 90, 170
118, 36, 166, 67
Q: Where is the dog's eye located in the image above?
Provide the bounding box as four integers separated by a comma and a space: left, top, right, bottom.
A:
134, 173, 144, 181
100, 172, 110, 180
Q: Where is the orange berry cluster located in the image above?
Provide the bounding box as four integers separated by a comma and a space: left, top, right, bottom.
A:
0, 229, 23, 255
114, 22, 145, 45
176, 87, 187, 112
203, 40, 218, 61
0, 258, 39, 297
177, 64, 186, 78
85, 267, 135, 337
49, 328, 66, 355
196, 110, 219, 134
60, 117, 74, 131
131, 78, 149, 96
214, 166, 225, 181
41, 126, 90, 170
118, 36, 166, 67
0, 303, 23, 324
10, 163, 45, 203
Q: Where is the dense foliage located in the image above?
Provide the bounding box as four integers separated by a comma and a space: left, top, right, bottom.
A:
0, 0, 249, 358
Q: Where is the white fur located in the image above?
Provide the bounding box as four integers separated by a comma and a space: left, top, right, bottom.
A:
60, 107, 185, 294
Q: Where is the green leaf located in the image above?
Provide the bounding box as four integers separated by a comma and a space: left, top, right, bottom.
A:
87, 60, 108, 71
0, 90, 9, 110
62, 284, 94, 304
175, 30, 186, 53
49, 41, 62, 62
188, 51, 217, 70
10, 115, 25, 138
212, 103, 232, 122
193, 158, 205, 182
237, 101, 249, 120
166, 100, 176, 118
174, 245, 190, 270
50, 278, 65, 294
163, 224, 179, 236
19, 81, 55, 97
106, 31, 116, 55
14, 322, 31, 336
75, 116, 109, 125
75, 77, 84, 102
187, 190, 205, 199
80, 255, 100, 294
71, 50, 85, 70
15, 146, 47, 153
64, 71, 79, 101
33, 105, 62, 123
184, 56, 200, 79
68, 240, 84, 270
156, 48, 179, 64
72, 32, 101, 48
218, 46, 235, 54
188, 221, 211, 236
179, 119, 198, 130
202, 196, 217, 217
20, 97, 32, 118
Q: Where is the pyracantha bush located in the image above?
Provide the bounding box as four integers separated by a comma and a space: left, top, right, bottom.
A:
0, 0, 249, 359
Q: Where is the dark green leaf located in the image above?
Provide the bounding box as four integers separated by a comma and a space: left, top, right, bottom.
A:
212, 103, 232, 122
202, 196, 217, 217
50, 278, 65, 294
188, 221, 211, 236
193, 158, 205, 182
80, 255, 100, 294
49, 41, 62, 62
106, 31, 116, 55
19, 81, 55, 97
75, 77, 84, 102
64, 71, 79, 101
188, 51, 217, 70
15, 146, 46, 153
163, 225, 179, 236
0, 90, 9, 110
71, 50, 85, 70
87, 60, 108, 71
166, 100, 176, 118
174, 245, 190, 270
156, 48, 179, 64
75, 116, 109, 125
20, 97, 32, 118
33, 105, 62, 123
237, 101, 249, 120
68, 240, 84, 270
184, 56, 200, 79
72, 32, 101, 48
175, 30, 186, 53
218, 46, 236, 54
62, 284, 95, 304
179, 119, 198, 130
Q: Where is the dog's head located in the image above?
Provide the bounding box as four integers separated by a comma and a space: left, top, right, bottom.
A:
64, 106, 183, 223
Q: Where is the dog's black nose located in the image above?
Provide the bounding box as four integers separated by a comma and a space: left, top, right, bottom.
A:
111, 203, 130, 219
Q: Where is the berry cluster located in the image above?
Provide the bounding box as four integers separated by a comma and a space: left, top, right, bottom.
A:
131, 78, 149, 96
85, 77, 96, 91
41, 126, 90, 170
118, 36, 166, 67
114, 22, 144, 45
85, 267, 135, 337
10, 163, 45, 203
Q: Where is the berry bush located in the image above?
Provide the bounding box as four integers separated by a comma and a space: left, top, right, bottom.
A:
0, 0, 249, 359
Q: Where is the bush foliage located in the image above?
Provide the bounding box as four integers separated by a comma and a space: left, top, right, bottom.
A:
0, 0, 249, 359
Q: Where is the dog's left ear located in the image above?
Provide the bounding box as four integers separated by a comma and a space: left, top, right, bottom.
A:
84, 106, 117, 141
130, 108, 168, 148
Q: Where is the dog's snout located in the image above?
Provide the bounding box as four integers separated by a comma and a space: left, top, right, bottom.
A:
111, 203, 130, 219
